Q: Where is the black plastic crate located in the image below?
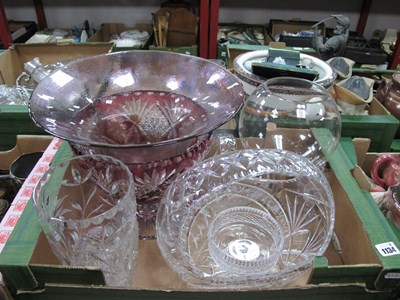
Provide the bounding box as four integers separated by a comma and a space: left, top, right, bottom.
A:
344, 36, 388, 65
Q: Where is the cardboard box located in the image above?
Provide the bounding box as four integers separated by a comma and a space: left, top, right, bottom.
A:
0, 43, 114, 151
219, 22, 268, 45
348, 138, 400, 240
149, 44, 198, 56
149, 15, 197, 56
216, 23, 268, 65
25, 27, 84, 44
268, 19, 325, 48
88, 23, 153, 51
340, 98, 399, 152
6, 21, 37, 45
0, 135, 54, 261
0, 139, 398, 299
336, 138, 400, 290
0, 135, 52, 171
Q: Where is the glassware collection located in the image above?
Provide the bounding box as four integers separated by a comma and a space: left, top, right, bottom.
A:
0, 57, 65, 106
25, 50, 338, 289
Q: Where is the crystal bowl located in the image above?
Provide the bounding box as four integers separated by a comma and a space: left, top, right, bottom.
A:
156, 149, 335, 290
238, 77, 341, 169
29, 50, 245, 237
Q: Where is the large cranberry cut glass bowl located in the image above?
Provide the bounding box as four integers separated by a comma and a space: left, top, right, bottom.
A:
29, 50, 245, 238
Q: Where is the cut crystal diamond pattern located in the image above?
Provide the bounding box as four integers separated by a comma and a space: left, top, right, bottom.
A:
157, 149, 335, 290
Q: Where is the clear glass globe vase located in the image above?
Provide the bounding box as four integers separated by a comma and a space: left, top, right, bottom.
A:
238, 77, 341, 169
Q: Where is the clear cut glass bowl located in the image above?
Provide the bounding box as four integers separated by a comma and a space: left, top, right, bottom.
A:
28, 50, 245, 238
238, 77, 341, 169
156, 149, 335, 290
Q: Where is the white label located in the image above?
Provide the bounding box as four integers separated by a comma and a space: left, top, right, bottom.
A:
385, 273, 400, 279
375, 242, 400, 257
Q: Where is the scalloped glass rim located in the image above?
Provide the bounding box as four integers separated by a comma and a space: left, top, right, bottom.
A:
29, 50, 245, 149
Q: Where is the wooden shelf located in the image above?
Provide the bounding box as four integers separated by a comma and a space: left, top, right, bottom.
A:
0, 0, 46, 49
207, 0, 399, 68
0, 0, 210, 58
0, 1, 398, 64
